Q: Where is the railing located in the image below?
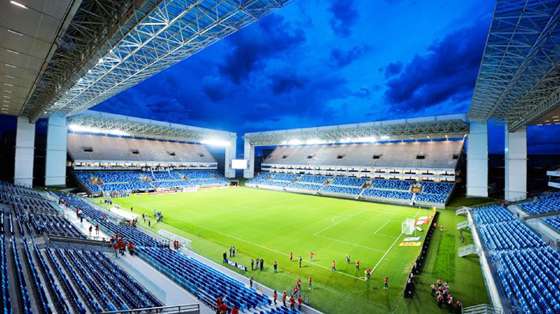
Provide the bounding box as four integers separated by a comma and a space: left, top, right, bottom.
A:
101, 304, 200, 314
458, 244, 478, 257
456, 207, 469, 216
463, 304, 503, 314
457, 221, 470, 230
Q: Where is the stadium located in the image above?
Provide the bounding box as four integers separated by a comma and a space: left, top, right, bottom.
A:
0, 0, 559, 314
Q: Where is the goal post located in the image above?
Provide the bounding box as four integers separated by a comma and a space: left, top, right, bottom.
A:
401, 218, 416, 235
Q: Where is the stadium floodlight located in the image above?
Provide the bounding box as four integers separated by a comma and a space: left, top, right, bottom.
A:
201, 139, 230, 147
10, 1, 28, 9
287, 139, 303, 145
68, 124, 129, 136
305, 138, 326, 145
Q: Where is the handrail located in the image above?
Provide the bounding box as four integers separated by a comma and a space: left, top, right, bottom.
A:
101, 303, 200, 314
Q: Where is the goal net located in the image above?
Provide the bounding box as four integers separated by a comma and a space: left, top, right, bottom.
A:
401, 218, 416, 235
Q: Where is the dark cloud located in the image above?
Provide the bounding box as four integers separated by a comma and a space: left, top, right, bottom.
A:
269, 73, 307, 95
384, 62, 402, 78
329, 45, 369, 68
219, 14, 305, 84
384, 21, 487, 113
329, 0, 359, 37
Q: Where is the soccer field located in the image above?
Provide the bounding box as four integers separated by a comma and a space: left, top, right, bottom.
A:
101, 187, 474, 313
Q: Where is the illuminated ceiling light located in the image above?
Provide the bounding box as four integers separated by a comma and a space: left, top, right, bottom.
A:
5, 75, 15, 79
287, 139, 302, 146
3, 83, 14, 87
4, 64, 16, 68
2, 95, 10, 99
10, 1, 28, 9
68, 124, 129, 137
200, 139, 230, 147
7, 29, 24, 36
6, 49, 20, 55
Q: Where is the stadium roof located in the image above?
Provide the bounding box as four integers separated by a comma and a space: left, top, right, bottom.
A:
0, 0, 80, 117
67, 110, 236, 143
244, 114, 468, 146
20, 0, 288, 121
469, 0, 560, 131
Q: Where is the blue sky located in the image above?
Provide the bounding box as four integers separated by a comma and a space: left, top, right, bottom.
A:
95, 0, 495, 134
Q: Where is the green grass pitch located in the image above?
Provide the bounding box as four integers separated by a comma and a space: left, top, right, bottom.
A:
96, 187, 489, 313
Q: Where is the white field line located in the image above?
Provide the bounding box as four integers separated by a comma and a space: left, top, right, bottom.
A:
312, 209, 368, 236
182, 221, 365, 281
370, 208, 423, 272
373, 220, 392, 234
371, 233, 402, 272
315, 234, 387, 253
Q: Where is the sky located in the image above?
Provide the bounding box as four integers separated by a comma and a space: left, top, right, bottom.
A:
2, 0, 560, 154
95, 0, 495, 133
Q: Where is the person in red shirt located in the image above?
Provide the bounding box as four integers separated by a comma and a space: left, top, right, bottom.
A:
298, 295, 303, 310
231, 305, 239, 314
273, 290, 278, 304
282, 290, 287, 306
127, 242, 135, 255
218, 302, 227, 314
289, 295, 295, 310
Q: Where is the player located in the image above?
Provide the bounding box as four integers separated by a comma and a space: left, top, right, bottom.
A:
290, 251, 293, 261
345, 255, 351, 264
298, 256, 303, 268
331, 260, 336, 271
309, 251, 315, 261
384, 276, 389, 289
308, 276, 313, 289
355, 259, 360, 271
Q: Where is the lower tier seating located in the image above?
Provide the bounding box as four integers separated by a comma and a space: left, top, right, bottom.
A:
248, 172, 454, 206
138, 247, 270, 311
543, 216, 560, 233
519, 192, 560, 215
472, 204, 560, 313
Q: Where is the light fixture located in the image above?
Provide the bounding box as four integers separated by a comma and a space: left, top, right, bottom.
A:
4, 64, 16, 68
7, 29, 24, 36
2, 95, 10, 99
6, 49, 20, 55
10, 1, 28, 9
5, 75, 15, 79
3, 83, 14, 87
200, 139, 231, 147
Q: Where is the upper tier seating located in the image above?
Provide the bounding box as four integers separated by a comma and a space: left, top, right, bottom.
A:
262, 140, 463, 170
519, 192, 560, 215
68, 133, 216, 164
471, 204, 560, 313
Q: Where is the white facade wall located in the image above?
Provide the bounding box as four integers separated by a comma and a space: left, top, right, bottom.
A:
466, 120, 489, 197
505, 126, 527, 201
45, 113, 68, 186
14, 117, 35, 187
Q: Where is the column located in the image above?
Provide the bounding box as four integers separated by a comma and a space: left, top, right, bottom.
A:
224, 136, 237, 178
14, 117, 35, 187
243, 140, 255, 179
505, 126, 527, 201
466, 120, 488, 197
45, 112, 67, 186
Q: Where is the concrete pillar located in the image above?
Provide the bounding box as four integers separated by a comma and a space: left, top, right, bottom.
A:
224, 136, 237, 178
45, 112, 67, 186
467, 120, 489, 197
243, 141, 255, 179
505, 126, 527, 201
14, 117, 35, 187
